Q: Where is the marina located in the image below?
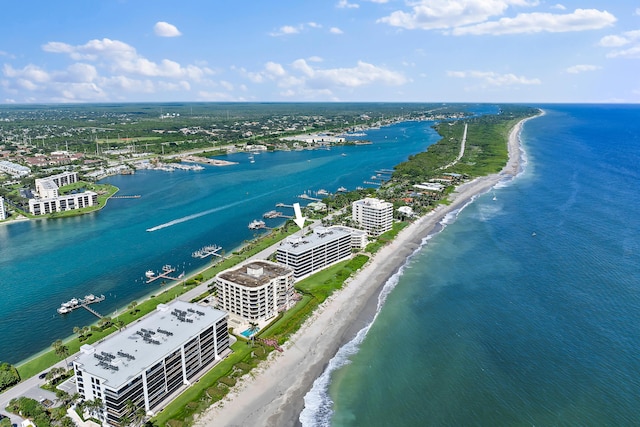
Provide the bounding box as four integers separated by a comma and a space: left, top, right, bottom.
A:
57, 294, 106, 317
145, 265, 184, 284
191, 244, 223, 259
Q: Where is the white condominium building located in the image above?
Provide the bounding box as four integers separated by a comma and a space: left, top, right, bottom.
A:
276, 226, 352, 279
352, 197, 394, 236
215, 260, 295, 322
29, 192, 98, 215
35, 171, 78, 198
0, 196, 6, 220
29, 171, 97, 215
73, 301, 229, 427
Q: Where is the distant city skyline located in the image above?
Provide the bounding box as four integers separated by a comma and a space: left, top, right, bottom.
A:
0, 1, 637, 104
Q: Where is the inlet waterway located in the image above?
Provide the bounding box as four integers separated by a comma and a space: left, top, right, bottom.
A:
0, 119, 443, 364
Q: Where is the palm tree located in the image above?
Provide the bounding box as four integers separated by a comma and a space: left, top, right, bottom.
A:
83, 398, 103, 419
52, 339, 69, 366
248, 322, 259, 346
73, 326, 82, 339
128, 301, 138, 315
119, 415, 132, 427
114, 320, 126, 331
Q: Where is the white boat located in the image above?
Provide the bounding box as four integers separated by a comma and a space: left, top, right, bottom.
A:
162, 265, 173, 272
57, 306, 70, 314
84, 294, 95, 302
248, 219, 265, 229
145, 270, 155, 278
69, 298, 79, 306
317, 189, 329, 196
337, 186, 347, 192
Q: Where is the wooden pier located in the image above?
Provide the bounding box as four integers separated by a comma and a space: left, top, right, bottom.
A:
192, 245, 223, 259
298, 194, 321, 202
112, 195, 141, 199
146, 265, 182, 284
57, 294, 106, 316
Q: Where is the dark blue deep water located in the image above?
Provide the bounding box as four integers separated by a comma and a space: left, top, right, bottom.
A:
0, 120, 441, 364
301, 105, 640, 426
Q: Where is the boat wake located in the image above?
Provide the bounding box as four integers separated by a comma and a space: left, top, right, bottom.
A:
147, 207, 229, 232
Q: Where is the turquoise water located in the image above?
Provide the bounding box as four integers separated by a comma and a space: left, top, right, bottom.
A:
0, 119, 444, 364
241, 328, 259, 338
301, 105, 640, 426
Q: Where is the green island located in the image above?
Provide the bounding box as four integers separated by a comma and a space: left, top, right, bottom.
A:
0, 105, 538, 427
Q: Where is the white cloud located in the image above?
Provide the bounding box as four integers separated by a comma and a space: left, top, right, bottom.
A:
337, 0, 359, 9
307, 56, 324, 62
599, 34, 631, 47
2, 63, 108, 102
453, 9, 616, 35
378, 0, 538, 30
599, 30, 640, 58
42, 38, 213, 80
244, 59, 407, 99
270, 25, 301, 36
635, 8, 640, 16
270, 22, 327, 36
377, 2, 615, 37
566, 64, 601, 74
154, 21, 182, 37
447, 70, 541, 85
551, 4, 566, 10
330, 27, 344, 34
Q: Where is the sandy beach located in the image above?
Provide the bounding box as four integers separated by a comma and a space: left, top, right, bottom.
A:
194, 115, 537, 427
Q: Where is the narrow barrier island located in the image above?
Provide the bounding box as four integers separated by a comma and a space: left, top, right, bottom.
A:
1, 105, 539, 427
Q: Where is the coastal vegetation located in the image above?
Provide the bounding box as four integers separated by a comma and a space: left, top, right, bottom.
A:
0, 362, 20, 392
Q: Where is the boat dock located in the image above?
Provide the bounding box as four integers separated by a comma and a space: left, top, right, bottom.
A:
145, 265, 183, 284
263, 210, 293, 219
112, 195, 141, 199
298, 194, 321, 201
57, 294, 106, 317
192, 245, 223, 259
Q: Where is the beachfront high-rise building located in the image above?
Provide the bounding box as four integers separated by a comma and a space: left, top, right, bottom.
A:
352, 197, 394, 237
72, 301, 230, 427
276, 226, 352, 279
215, 260, 295, 322
0, 196, 6, 220
29, 171, 98, 215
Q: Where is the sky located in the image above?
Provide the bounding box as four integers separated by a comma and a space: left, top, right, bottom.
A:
0, 1, 637, 104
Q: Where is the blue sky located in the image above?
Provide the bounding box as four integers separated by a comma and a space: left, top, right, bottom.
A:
0, 1, 637, 103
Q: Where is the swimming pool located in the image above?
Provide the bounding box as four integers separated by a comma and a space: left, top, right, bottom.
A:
241, 327, 259, 338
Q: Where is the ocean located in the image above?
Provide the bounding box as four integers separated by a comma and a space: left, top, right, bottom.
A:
0, 116, 445, 364
301, 104, 640, 426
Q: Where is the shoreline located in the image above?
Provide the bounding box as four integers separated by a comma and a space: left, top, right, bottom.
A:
194, 113, 541, 427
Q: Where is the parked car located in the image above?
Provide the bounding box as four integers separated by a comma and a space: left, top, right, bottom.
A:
38, 371, 48, 379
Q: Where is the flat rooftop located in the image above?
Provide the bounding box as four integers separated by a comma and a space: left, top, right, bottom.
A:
74, 300, 227, 389
278, 226, 350, 255
217, 260, 292, 288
